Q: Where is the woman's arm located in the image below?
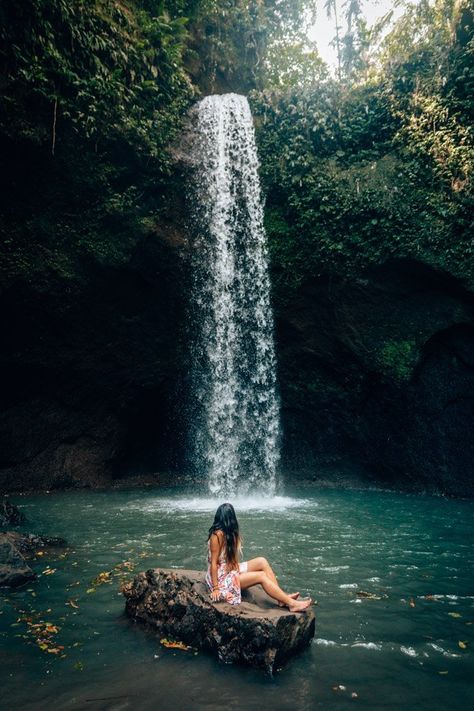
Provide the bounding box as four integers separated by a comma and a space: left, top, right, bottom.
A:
209, 532, 222, 601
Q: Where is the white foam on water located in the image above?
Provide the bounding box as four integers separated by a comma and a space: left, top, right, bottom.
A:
352, 642, 382, 651
428, 643, 460, 658
400, 646, 418, 657
125, 495, 309, 513
339, 583, 358, 589
314, 638, 337, 646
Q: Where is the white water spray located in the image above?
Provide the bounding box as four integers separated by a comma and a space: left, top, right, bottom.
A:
189, 93, 280, 497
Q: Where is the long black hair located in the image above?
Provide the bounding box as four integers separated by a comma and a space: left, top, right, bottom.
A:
208, 502, 241, 570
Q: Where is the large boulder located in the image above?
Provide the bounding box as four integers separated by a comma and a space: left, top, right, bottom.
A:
122, 568, 315, 672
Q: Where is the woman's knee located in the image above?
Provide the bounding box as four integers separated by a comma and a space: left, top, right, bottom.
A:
255, 556, 269, 570
255, 571, 268, 584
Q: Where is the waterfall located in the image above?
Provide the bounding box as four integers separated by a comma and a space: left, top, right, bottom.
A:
189, 93, 280, 498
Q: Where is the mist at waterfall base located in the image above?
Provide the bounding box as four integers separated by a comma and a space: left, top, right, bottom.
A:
1, 488, 474, 710
187, 94, 280, 499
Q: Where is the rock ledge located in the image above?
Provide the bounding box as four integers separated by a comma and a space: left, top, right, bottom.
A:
122, 568, 315, 671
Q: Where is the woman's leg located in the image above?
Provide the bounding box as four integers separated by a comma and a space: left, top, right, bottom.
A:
239, 571, 311, 611
247, 557, 278, 585
246, 558, 299, 602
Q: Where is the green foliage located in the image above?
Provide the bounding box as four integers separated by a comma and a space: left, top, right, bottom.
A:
0, 0, 197, 164
376, 340, 419, 381
250, 0, 474, 299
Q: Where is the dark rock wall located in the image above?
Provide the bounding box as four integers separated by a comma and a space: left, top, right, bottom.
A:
0, 229, 188, 491
1, 194, 473, 494
276, 259, 474, 495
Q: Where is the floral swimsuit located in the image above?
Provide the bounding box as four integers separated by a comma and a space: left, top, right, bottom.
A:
205, 539, 247, 605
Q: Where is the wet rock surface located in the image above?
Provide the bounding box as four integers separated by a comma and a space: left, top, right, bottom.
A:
0, 499, 26, 526
0, 530, 67, 587
122, 568, 316, 671
0, 536, 35, 587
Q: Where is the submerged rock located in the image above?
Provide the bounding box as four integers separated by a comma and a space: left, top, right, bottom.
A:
0, 531, 67, 587
122, 568, 315, 671
0, 499, 26, 526
2, 531, 66, 557
0, 536, 35, 587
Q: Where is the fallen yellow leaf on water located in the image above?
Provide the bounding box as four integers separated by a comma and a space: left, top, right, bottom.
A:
42, 568, 57, 576
66, 599, 79, 609
36, 551, 45, 557
160, 638, 192, 651
409, 598, 416, 608
438, 671, 449, 675
448, 612, 462, 618
91, 571, 112, 586
458, 641, 468, 649
86, 588, 96, 594
47, 647, 63, 654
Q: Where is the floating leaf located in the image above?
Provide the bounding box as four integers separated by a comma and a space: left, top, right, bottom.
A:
357, 591, 383, 600
438, 671, 449, 675
42, 568, 57, 576
160, 638, 191, 651
86, 588, 96, 594
66, 599, 79, 609
458, 640, 468, 649
91, 571, 112, 586
448, 612, 462, 618
409, 598, 416, 608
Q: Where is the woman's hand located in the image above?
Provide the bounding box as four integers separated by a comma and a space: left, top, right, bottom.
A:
210, 588, 221, 602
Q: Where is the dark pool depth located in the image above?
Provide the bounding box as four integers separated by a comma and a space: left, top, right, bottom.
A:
1, 487, 473, 710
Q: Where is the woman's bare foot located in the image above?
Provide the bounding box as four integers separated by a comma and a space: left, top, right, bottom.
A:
278, 592, 300, 607
288, 597, 312, 612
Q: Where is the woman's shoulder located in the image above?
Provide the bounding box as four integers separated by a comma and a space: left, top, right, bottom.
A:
210, 529, 224, 540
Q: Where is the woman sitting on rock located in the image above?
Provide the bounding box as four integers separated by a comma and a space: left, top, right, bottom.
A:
206, 502, 312, 611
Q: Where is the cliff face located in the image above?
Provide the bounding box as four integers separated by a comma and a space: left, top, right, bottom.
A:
1, 135, 473, 497
275, 259, 474, 496
1, 219, 473, 496
0, 224, 187, 491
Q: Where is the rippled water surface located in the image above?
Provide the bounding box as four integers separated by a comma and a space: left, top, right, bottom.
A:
1, 487, 473, 710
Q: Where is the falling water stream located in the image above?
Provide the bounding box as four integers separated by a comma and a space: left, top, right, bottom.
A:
189, 94, 280, 497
